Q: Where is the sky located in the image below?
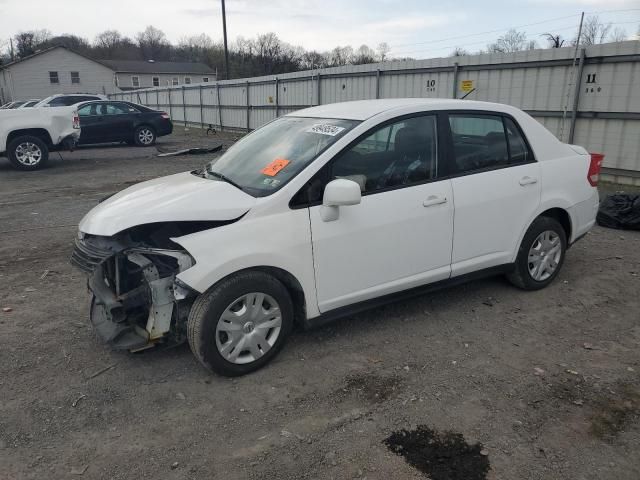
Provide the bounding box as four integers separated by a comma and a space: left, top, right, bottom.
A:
0, 0, 638, 58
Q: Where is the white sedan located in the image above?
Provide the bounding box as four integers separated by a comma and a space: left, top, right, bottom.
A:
72, 99, 601, 376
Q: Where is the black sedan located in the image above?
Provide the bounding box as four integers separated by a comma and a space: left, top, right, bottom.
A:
76, 101, 173, 146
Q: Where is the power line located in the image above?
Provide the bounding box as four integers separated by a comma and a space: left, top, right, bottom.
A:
387, 8, 640, 51
390, 21, 639, 58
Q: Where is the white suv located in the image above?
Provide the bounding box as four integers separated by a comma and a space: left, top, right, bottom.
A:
72, 99, 601, 376
35, 94, 107, 108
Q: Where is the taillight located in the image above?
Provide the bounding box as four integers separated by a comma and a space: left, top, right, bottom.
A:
160, 112, 170, 119
72, 112, 80, 129
588, 153, 604, 187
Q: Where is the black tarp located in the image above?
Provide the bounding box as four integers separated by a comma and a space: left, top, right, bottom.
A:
596, 194, 640, 230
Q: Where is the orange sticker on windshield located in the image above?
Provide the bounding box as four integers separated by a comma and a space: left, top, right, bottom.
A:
261, 158, 290, 176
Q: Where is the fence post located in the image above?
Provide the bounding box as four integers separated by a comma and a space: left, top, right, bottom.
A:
182, 86, 187, 127
156, 89, 159, 110
375, 69, 381, 99
144, 90, 148, 106
568, 48, 586, 144
168, 88, 173, 119
452, 62, 459, 99
199, 84, 204, 129
216, 82, 223, 131
246, 81, 250, 132
275, 77, 279, 118
317, 73, 322, 105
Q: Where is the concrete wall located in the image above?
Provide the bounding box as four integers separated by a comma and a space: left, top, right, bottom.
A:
0, 47, 118, 102
111, 41, 640, 181
115, 72, 216, 90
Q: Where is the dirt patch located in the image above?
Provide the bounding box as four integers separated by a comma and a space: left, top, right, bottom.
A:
589, 383, 640, 440
333, 372, 402, 403
384, 425, 490, 480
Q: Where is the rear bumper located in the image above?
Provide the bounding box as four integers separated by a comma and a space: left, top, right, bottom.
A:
157, 121, 172, 137
568, 189, 599, 244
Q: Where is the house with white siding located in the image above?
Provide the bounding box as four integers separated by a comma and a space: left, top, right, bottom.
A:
99, 60, 216, 90
0, 46, 117, 103
0, 45, 217, 104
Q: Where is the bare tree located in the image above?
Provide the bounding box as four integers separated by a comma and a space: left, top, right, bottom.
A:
353, 45, 376, 64
450, 46, 470, 56
487, 29, 534, 53
542, 33, 565, 48
13, 29, 51, 58
578, 16, 611, 45
609, 27, 628, 43
376, 42, 390, 62
45, 34, 91, 54
300, 50, 328, 70
328, 46, 353, 66
136, 25, 170, 60
94, 30, 139, 59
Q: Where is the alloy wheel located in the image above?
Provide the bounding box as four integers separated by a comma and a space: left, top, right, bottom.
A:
138, 128, 154, 145
15, 142, 42, 166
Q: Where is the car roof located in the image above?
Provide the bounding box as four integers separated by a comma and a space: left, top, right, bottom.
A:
287, 98, 520, 121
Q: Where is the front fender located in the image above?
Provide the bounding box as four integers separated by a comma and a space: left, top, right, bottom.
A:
173, 208, 320, 318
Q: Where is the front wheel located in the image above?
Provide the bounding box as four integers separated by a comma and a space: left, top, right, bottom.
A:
7, 135, 49, 170
133, 126, 156, 146
187, 271, 294, 376
507, 216, 567, 290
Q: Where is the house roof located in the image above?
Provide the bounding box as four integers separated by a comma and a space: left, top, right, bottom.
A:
98, 59, 215, 74
0, 45, 112, 70
0, 45, 215, 76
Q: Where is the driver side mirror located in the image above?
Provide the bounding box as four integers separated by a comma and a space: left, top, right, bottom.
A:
320, 179, 362, 222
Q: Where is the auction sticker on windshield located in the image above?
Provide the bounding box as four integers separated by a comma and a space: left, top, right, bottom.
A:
306, 124, 346, 136
261, 158, 291, 176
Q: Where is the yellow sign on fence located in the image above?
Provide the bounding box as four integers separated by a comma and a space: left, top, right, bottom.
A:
461, 80, 474, 92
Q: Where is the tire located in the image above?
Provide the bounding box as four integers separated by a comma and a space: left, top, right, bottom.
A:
7, 135, 49, 170
187, 271, 294, 376
133, 126, 156, 146
507, 216, 567, 290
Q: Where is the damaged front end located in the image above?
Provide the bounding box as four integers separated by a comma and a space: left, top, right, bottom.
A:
70, 223, 209, 351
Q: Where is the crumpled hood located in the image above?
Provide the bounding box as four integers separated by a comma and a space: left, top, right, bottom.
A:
79, 171, 256, 236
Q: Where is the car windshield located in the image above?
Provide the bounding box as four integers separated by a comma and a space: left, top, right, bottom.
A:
204, 116, 358, 196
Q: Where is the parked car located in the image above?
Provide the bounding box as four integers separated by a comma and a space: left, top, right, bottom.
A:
17, 99, 41, 109
1, 100, 27, 109
76, 100, 172, 146
71, 99, 601, 376
34, 93, 107, 108
0, 106, 80, 170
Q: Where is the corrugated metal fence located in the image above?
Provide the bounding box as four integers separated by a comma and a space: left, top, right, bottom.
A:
110, 41, 640, 183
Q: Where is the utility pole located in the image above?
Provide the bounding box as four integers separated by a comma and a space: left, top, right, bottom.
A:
221, 0, 230, 80
9, 38, 15, 61
559, 11, 585, 141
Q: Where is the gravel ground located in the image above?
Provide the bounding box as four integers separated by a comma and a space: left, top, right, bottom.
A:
1, 128, 639, 480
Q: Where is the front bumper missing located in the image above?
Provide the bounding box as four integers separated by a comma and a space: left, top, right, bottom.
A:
72, 238, 195, 351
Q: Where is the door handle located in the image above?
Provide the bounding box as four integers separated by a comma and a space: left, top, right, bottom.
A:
423, 195, 447, 207
519, 176, 538, 186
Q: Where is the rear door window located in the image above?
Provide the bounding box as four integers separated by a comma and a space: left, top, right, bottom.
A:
448, 114, 535, 175
448, 114, 509, 174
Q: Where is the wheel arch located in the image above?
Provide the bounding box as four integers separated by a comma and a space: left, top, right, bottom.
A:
7, 128, 53, 146
539, 207, 572, 242
512, 202, 575, 263
200, 266, 307, 328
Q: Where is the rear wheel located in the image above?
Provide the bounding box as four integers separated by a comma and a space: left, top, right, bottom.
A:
507, 216, 567, 290
134, 126, 156, 146
187, 271, 294, 376
7, 135, 49, 170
